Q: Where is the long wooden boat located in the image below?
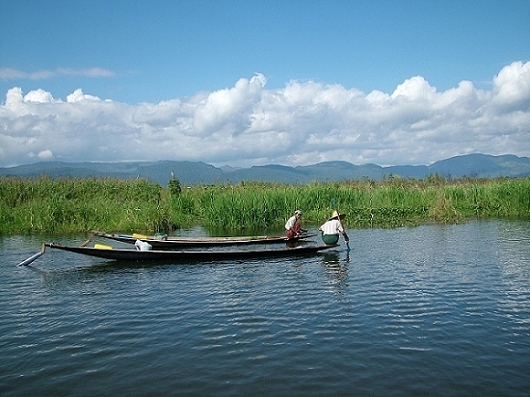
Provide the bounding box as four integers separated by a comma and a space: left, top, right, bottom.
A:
43, 242, 338, 263
91, 230, 316, 249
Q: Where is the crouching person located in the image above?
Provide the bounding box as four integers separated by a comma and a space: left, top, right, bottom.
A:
319, 211, 349, 245
285, 209, 303, 239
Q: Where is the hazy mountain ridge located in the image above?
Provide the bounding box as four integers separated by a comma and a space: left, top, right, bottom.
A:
1, 154, 528, 186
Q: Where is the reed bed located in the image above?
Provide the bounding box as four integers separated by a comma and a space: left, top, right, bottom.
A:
0, 176, 165, 234
1, 175, 529, 235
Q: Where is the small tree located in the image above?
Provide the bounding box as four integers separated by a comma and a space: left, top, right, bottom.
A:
168, 175, 182, 196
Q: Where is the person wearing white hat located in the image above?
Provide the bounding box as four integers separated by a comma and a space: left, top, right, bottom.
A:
319, 210, 349, 245
285, 209, 303, 239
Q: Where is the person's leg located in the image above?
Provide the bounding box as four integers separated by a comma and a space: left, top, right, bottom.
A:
292, 222, 301, 235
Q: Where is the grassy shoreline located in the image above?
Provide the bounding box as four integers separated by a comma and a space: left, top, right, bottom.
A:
1, 175, 529, 235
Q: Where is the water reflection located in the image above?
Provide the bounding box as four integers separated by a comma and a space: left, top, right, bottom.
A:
495, 221, 530, 326
320, 251, 349, 294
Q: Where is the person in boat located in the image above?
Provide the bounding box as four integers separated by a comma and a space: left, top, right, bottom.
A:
319, 210, 349, 245
285, 209, 304, 239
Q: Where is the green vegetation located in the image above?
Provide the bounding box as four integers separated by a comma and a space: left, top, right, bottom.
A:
1, 175, 529, 235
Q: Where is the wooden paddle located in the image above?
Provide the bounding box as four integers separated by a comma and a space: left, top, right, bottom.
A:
17, 244, 46, 267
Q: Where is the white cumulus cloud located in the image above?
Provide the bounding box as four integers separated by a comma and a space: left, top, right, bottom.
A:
37, 149, 54, 160
0, 62, 529, 168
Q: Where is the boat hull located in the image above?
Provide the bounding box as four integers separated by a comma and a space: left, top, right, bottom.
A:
44, 243, 338, 263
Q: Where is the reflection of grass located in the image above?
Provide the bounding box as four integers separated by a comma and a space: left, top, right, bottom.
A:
1, 175, 529, 234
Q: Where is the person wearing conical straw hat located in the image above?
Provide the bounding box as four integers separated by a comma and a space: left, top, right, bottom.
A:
285, 209, 303, 239
319, 210, 349, 246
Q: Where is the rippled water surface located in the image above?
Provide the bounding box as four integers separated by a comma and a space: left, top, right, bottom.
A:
1, 220, 529, 396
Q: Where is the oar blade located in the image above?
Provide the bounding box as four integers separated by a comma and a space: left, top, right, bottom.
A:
17, 251, 43, 267
17, 244, 46, 267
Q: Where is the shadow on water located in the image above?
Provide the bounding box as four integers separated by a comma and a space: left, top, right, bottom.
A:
23, 263, 132, 290
20, 252, 300, 290
19, 257, 202, 290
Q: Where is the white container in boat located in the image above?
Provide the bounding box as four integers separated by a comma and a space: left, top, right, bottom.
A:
135, 239, 152, 251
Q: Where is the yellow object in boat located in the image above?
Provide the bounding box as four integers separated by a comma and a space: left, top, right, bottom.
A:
94, 243, 113, 250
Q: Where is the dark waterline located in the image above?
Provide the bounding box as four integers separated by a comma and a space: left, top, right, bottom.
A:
1, 220, 529, 396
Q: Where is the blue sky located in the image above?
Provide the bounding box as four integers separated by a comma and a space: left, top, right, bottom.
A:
1, 0, 529, 168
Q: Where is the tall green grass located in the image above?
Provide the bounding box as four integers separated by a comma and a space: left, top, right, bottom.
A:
0, 176, 166, 234
1, 175, 529, 235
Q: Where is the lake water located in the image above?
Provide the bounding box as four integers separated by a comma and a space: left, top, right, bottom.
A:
1, 220, 529, 397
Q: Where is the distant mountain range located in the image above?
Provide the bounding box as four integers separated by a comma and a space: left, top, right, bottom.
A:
1, 154, 529, 186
